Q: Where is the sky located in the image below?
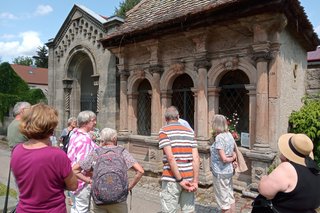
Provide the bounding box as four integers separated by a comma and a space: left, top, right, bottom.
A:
0, 0, 319, 63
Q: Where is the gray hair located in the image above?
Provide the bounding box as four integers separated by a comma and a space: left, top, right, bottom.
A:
99, 128, 117, 144
212, 114, 228, 133
67, 117, 77, 126
12, 102, 31, 117
165, 106, 179, 121
77, 111, 96, 127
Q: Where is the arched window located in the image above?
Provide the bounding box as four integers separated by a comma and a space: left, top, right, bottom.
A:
172, 74, 194, 128
137, 79, 152, 135
219, 70, 249, 134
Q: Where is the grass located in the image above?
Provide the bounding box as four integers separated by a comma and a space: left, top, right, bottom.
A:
0, 182, 17, 198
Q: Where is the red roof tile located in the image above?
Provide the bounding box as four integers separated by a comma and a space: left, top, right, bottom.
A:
308, 47, 320, 62
10, 64, 48, 85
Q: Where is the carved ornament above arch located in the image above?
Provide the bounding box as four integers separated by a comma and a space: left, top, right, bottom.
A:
127, 69, 153, 94
208, 57, 257, 87
160, 63, 198, 91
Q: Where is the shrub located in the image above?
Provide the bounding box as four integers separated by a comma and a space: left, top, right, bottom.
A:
289, 95, 320, 165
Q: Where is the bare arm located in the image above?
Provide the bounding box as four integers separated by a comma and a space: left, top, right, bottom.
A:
128, 162, 144, 191
64, 170, 78, 191
218, 149, 236, 163
72, 163, 92, 184
191, 148, 200, 188
258, 162, 296, 199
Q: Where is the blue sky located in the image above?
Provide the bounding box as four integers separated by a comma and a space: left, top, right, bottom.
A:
0, 0, 319, 63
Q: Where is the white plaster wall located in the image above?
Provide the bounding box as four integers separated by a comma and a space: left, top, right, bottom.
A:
277, 29, 307, 146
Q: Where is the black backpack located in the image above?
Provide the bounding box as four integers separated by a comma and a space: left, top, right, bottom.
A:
61, 130, 72, 153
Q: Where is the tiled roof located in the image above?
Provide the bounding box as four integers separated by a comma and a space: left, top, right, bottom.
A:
308, 46, 320, 62
10, 64, 48, 85
101, 0, 319, 50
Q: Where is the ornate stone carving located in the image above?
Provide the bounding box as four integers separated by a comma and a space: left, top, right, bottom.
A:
194, 59, 211, 70
133, 69, 145, 79
223, 57, 239, 71
170, 63, 185, 74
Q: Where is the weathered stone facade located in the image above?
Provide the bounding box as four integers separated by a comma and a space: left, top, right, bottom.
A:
100, 0, 320, 189
47, 1, 320, 194
46, 5, 123, 131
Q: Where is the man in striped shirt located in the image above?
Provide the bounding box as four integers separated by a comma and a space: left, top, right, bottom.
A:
159, 106, 200, 213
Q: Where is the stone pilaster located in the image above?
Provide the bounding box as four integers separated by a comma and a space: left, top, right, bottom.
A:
119, 69, 130, 135
150, 65, 163, 136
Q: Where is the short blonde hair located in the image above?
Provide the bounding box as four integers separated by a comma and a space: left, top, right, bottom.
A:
20, 103, 58, 139
212, 114, 228, 134
99, 128, 117, 144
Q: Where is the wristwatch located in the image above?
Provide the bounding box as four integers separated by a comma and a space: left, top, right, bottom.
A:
176, 177, 184, 183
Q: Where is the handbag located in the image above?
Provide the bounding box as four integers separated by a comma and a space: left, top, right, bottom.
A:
3, 167, 17, 213
251, 194, 280, 213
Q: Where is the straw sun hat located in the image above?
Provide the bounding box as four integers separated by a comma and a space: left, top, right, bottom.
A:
278, 133, 314, 166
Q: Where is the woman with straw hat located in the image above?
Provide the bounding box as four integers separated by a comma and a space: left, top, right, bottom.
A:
252, 133, 320, 213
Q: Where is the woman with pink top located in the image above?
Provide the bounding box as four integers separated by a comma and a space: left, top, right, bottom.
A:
11, 103, 78, 213
67, 110, 99, 213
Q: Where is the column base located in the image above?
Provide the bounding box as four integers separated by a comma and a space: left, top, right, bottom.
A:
247, 143, 276, 186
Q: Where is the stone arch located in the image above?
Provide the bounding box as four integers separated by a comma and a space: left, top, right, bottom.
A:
160, 63, 198, 91
127, 69, 153, 94
64, 45, 98, 114
208, 58, 257, 86
65, 45, 98, 79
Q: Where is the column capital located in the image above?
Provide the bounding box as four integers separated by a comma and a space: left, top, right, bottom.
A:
149, 64, 164, 75
194, 58, 211, 70
118, 69, 130, 80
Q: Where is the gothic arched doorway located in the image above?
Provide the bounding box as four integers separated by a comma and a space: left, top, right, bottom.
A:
219, 70, 249, 136
172, 74, 194, 128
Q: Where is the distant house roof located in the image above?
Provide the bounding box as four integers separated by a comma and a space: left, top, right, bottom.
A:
308, 46, 320, 62
10, 64, 48, 85
100, 0, 320, 51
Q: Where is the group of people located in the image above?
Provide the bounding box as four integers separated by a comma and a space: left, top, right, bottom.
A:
6, 102, 320, 213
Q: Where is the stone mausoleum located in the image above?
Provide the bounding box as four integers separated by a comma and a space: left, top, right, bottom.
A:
47, 0, 320, 192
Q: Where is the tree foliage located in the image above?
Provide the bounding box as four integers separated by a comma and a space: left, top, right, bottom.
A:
33, 46, 48, 68
115, 0, 141, 18
289, 95, 320, 166
12, 56, 33, 66
0, 62, 47, 121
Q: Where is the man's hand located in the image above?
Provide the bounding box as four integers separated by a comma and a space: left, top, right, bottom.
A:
179, 180, 198, 192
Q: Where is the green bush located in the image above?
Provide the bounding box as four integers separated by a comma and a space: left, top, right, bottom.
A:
289, 95, 320, 165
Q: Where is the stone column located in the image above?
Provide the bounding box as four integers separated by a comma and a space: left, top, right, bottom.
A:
208, 87, 221, 135
62, 79, 73, 125
119, 70, 130, 135
246, 85, 257, 148
150, 65, 163, 136
251, 42, 273, 151
160, 90, 172, 127
194, 59, 211, 139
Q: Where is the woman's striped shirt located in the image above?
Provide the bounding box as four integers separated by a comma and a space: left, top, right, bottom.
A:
159, 122, 197, 182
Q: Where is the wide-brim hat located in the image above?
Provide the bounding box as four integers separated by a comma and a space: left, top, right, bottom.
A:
278, 133, 314, 166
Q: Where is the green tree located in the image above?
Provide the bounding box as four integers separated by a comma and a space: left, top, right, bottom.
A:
12, 56, 33, 66
33, 46, 48, 68
115, 0, 141, 18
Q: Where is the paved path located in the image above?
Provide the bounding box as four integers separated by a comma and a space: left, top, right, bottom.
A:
0, 141, 253, 212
